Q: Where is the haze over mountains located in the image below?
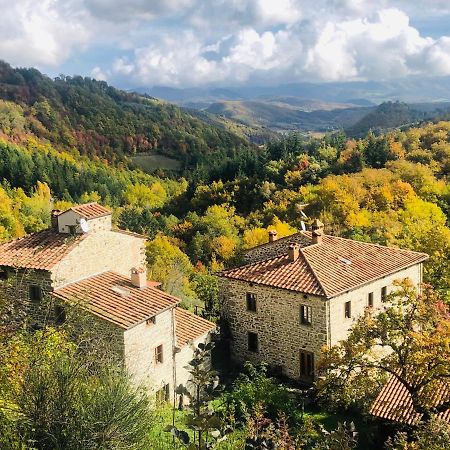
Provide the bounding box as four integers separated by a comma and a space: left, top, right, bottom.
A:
139, 77, 450, 107
136, 78, 450, 136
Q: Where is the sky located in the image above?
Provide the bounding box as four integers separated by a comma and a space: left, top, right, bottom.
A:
2, 0, 450, 89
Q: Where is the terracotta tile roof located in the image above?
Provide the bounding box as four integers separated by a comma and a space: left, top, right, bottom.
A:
69, 202, 111, 219
175, 307, 216, 347
0, 229, 86, 270
221, 252, 324, 296
245, 232, 311, 252
222, 233, 428, 298
53, 271, 179, 329
371, 375, 450, 425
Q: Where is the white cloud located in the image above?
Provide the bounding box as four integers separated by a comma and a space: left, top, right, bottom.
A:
84, 0, 195, 22
305, 8, 436, 81
90, 66, 108, 81
1, 0, 450, 86
0, 0, 89, 67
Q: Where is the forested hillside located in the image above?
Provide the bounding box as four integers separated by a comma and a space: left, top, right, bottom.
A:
0, 107, 449, 304
1, 64, 450, 450
0, 61, 252, 167
345, 101, 429, 137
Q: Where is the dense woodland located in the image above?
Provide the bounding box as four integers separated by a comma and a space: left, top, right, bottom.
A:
0, 66, 449, 449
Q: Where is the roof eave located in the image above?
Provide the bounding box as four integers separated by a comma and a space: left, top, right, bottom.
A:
125, 302, 179, 330
220, 274, 327, 298
326, 256, 429, 299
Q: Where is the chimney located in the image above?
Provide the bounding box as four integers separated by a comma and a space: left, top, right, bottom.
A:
51, 210, 61, 230
268, 230, 278, 243
288, 244, 300, 262
311, 219, 324, 245
131, 267, 147, 289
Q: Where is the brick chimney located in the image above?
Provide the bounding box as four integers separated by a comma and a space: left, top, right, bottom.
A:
268, 230, 278, 242
51, 210, 61, 230
288, 244, 300, 262
311, 219, 324, 245
131, 267, 147, 289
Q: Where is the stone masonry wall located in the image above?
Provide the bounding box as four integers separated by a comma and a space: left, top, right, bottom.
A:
220, 277, 327, 380
51, 230, 145, 288
57, 211, 112, 234
243, 233, 309, 264
328, 263, 422, 345
0, 268, 53, 324
220, 263, 423, 381
124, 308, 175, 396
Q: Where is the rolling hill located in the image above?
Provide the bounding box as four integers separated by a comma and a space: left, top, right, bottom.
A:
0, 61, 254, 168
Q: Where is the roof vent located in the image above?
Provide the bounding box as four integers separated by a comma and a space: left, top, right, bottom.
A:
112, 286, 131, 297
288, 244, 300, 262
131, 267, 147, 289
51, 210, 61, 230
311, 219, 324, 245
338, 257, 352, 265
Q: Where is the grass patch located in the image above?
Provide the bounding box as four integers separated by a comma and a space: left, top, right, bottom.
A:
303, 406, 378, 450
131, 153, 182, 172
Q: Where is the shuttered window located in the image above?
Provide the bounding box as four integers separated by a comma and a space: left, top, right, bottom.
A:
246, 293, 257, 312
300, 305, 312, 325
155, 345, 163, 364
345, 301, 351, 318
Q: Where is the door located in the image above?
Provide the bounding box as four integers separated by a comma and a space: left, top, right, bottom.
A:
300, 350, 314, 382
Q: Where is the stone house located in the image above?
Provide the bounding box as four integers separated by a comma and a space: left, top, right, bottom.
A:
0, 202, 215, 401
219, 220, 428, 383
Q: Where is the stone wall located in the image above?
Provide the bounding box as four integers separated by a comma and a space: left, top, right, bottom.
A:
57, 211, 112, 234
243, 233, 309, 264
0, 268, 53, 324
220, 277, 327, 380
51, 230, 146, 288
328, 263, 422, 345
175, 332, 212, 404
220, 263, 423, 382
124, 308, 176, 396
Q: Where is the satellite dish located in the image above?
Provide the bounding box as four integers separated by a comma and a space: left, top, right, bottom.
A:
79, 218, 90, 233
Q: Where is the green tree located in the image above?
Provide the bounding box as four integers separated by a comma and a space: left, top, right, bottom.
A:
318, 280, 450, 421
166, 343, 228, 450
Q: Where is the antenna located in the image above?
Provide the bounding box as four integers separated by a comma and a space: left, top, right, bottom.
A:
79, 218, 90, 233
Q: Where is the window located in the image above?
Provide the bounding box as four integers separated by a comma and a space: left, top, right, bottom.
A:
368, 292, 374, 308
246, 292, 257, 312
146, 316, 156, 326
344, 301, 351, 319
29, 285, 43, 303
54, 305, 66, 325
300, 305, 312, 325
300, 350, 314, 381
0, 270, 8, 281
247, 332, 258, 353
155, 384, 170, 404
154, 345, 163, 364
381, 286, 387, 301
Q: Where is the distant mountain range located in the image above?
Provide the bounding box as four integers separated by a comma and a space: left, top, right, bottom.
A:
135, 78, 450, 136
136, 77, 450, 106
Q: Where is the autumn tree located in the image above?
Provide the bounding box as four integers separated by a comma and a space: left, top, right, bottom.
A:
317, 279, 450, 421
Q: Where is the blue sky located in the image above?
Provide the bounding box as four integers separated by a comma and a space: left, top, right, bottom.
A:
2, 0, 450, 89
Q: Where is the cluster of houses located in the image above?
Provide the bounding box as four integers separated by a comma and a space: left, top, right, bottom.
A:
0, 203, 435, 423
